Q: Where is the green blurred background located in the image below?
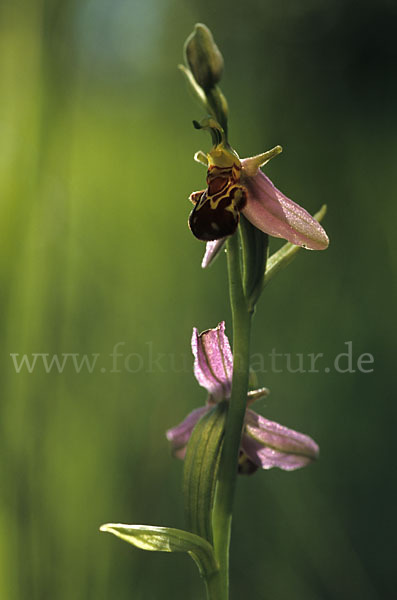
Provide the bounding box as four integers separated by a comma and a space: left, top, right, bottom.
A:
1, 0, 395, 598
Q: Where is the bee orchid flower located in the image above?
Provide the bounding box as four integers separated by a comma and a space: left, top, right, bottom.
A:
188, 119, 329, 268
166, 322, 319, 473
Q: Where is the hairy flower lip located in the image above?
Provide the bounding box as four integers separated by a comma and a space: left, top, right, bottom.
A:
166, 322, 319, 472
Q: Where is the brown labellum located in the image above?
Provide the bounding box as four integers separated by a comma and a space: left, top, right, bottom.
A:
188, 181, 246, 241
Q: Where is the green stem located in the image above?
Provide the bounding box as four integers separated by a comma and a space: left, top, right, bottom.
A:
205, 569, 227, 600
211, 231, 252, 599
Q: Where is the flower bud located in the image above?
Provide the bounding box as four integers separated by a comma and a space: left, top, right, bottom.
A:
184, 24, 224, 92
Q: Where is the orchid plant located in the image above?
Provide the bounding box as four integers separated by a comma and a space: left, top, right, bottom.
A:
101, 24, 329, 600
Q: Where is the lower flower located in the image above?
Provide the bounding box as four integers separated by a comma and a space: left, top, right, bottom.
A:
166, 322, 319, 473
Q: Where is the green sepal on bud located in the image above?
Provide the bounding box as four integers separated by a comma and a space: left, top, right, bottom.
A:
179, 63, 210, 113
183, 401, 228, 544
100, 523, 218, 580
184, 23, 224, 92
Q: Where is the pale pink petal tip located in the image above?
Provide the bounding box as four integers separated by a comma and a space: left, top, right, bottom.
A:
166, 406, 210, 458
201, 238, 227, 268
242, 410, 319, 471
241, 164, 329, 251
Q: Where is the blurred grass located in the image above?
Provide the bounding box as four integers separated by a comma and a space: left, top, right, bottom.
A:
0, 0, 395, 598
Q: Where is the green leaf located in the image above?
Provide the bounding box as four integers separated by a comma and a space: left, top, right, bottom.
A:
100, 523, 218, 579
263, 205, 327, 288
183, 402, 228, 544
178, 64, 209, 114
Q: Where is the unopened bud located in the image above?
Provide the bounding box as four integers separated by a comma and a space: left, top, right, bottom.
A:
184, 23, 224, 92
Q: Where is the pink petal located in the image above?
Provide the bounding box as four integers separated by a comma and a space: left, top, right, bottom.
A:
192, 322, 233, 400
241, 164, 329, 250
201, 238, 227, 268
241, 409, 319, 471
166, 406, 210, 458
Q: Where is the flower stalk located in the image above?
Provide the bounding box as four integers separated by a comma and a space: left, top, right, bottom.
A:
211, 232, 252, 597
